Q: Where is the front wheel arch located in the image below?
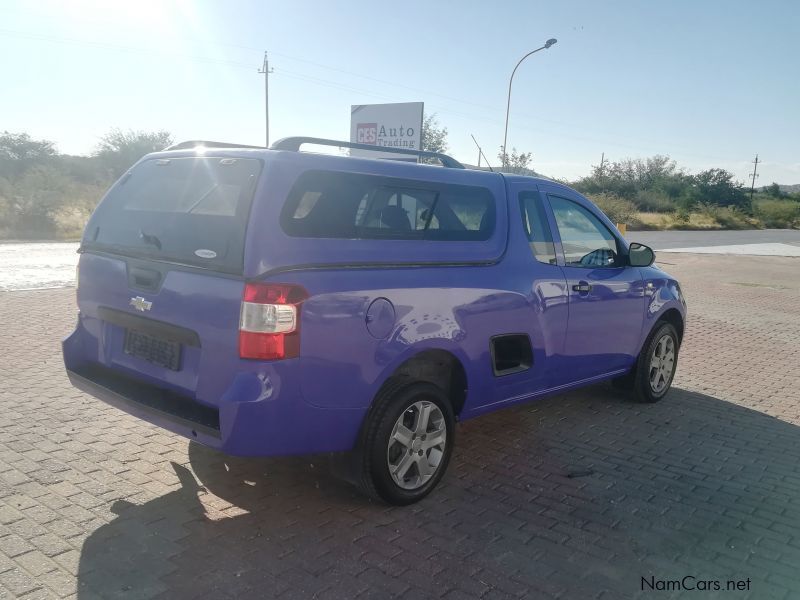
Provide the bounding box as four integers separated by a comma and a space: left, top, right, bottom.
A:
658, 307, 684, 345
615, 311, 683, 392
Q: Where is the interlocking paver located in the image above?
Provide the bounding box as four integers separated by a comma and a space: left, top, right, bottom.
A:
0, 567, 42, 597
0, 536, 35, 560
1, 253, 799, 598
13, 551, 59, 578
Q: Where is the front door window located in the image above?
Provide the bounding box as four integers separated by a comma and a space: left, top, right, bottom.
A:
548, 195, 619, 268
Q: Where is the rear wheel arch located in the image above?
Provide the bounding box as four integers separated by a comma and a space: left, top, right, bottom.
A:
374, 348, 469, 418
350, 348, 469, 458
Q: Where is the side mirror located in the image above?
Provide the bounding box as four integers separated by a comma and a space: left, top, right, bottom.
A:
628, 242, 655, 267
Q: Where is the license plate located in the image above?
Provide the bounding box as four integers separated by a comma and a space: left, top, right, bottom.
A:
124, 329, 181, 371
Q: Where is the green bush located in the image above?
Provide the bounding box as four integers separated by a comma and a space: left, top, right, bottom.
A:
754, 199, 800, 228
587, 193, 638, 225
0, 129, 163, 240
634, 189, 676, 213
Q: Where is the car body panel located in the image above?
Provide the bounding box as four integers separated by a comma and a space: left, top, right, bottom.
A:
63, 148, 686, 458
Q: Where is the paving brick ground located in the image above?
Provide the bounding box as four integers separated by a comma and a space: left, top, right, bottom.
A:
1, 252, 799, 599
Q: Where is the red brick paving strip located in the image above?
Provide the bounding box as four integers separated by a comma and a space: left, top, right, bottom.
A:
0, 253, 799, 599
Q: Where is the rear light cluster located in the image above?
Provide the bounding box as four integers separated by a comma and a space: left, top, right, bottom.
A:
239, 283, 308, 360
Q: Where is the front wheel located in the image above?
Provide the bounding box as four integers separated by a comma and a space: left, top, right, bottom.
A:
632, 322, 680, 403
359, 381, 454, 505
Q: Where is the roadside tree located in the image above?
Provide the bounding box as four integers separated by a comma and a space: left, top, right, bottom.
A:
95, 129, 173, 178
498, 147, 535, 175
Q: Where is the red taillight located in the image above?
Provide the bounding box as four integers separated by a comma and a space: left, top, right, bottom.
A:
239, 283, 308, 360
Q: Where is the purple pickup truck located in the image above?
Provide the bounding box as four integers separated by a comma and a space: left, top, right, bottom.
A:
63, 137, 686, 504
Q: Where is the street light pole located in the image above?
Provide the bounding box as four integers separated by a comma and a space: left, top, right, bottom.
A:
502, 38, 557, 169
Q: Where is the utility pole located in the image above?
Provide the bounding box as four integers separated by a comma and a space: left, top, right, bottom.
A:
599, 152, 606, 192
258, 52, 273, 147
749, 154, 760, 202
470, 135, 494, 172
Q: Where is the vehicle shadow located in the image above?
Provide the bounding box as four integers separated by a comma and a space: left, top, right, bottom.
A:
76, 387, 800, 599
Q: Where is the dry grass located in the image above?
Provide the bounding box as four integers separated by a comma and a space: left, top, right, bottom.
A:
630, 211, 755, 231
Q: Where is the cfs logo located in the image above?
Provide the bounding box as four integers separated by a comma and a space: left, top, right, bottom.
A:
356, 123, 377, 145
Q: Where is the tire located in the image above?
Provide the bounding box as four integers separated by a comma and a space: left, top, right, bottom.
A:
358, 380, 455, 505
632, 321, 680, 403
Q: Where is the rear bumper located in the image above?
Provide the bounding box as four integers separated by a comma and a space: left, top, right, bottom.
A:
67, 364, 222, 438
62, 323, 367, 457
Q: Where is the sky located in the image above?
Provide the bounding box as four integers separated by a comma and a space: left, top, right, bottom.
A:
1, 0, 799, 184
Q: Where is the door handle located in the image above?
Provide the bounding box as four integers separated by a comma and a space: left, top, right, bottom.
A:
572, 283, 592, 293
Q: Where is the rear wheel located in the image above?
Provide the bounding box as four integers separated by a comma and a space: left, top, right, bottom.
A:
359, 381, 454, 505
632, 322, 679, 403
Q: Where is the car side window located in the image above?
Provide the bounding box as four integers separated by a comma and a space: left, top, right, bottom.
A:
281, 170, 495, 241
549, 195, 619, 268
355, 189, 440, 232
519, 192, 556, 265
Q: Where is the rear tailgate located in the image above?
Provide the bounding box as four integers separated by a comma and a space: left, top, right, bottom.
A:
71, 154, 261, 403
75, 252, 244, 403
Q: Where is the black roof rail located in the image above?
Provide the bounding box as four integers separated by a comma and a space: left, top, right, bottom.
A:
270, 136, 465, 169
165, 140, 266, 151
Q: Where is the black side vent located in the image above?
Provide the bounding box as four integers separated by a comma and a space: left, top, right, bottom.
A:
490, 334, 533, 376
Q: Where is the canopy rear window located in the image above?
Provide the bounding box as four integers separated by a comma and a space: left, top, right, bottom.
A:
281, 170, 496, 241
83, 157, 262, 273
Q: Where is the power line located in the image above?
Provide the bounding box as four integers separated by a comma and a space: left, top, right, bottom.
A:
263, 67, 754, 163
0, 27, 255, 70
272, 68, 401, 102
0, 27, 751, 165
0, 27, 721, 158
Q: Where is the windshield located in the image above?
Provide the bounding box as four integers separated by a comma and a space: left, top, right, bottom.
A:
82, 156, 262, 273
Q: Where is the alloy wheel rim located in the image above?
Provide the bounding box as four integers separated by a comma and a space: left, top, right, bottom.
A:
387, 401, 447, 490
649, 334, 675, 394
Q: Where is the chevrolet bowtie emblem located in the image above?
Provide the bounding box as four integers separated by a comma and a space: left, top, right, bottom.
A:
129, 296, 153, 312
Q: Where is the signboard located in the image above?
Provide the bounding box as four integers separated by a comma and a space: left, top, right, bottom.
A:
350, 102, 424, 161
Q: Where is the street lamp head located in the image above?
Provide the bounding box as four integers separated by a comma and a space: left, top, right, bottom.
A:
545, 38, 558, 49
